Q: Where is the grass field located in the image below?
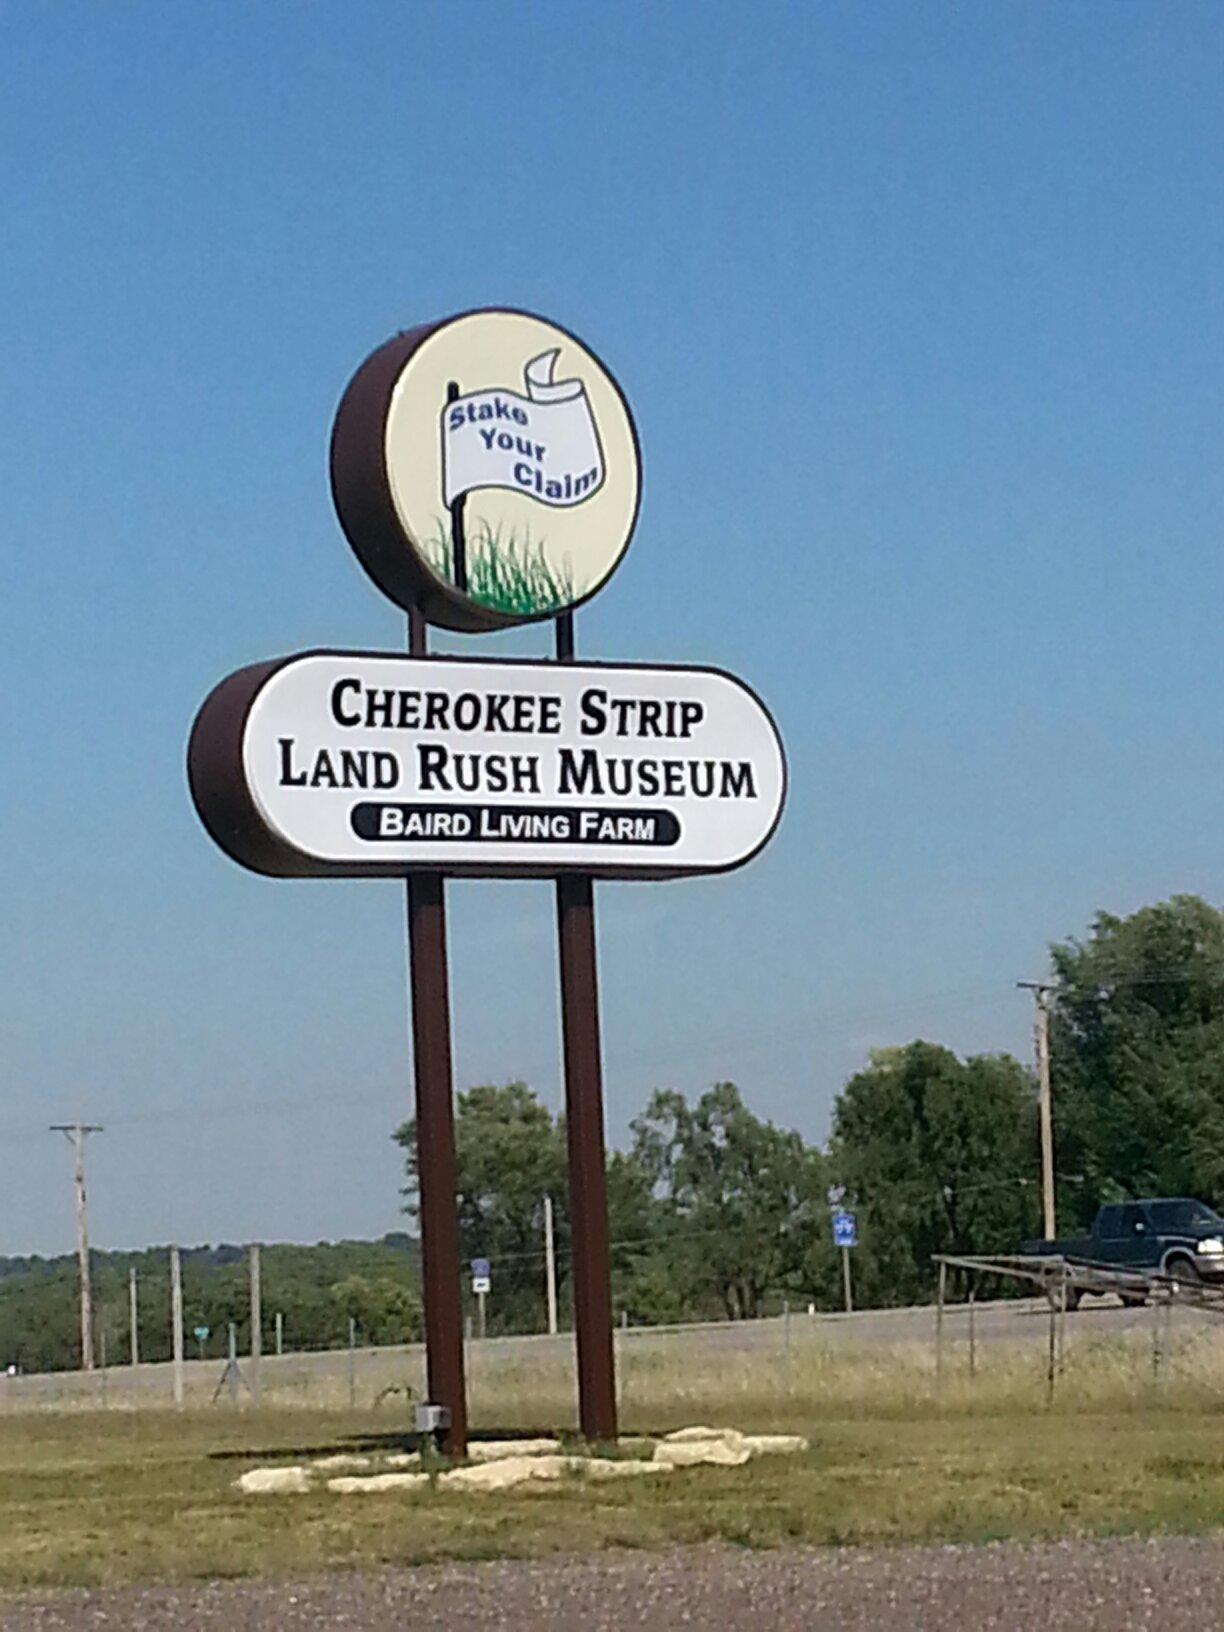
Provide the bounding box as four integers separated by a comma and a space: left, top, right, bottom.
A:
4, 1318, 1224, 1591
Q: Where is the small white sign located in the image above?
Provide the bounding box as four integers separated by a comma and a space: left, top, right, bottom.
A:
471, 1276, 491, 1296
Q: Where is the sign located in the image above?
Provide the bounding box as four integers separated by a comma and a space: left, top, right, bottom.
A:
832, 1210, 857, 1250
189, 301, 786, 1454
331, 308, 640, 633
193, 1325, 210, 1343
188, 651, 786, 881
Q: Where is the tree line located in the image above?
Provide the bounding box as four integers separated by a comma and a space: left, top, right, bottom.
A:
5, 894, 1222, 1368
0, 1239, 422, 1374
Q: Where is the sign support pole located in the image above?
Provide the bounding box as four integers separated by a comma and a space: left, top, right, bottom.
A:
554, 611, 618, 1443
841, 1244, 853, 1314
405, 606, 468, 1458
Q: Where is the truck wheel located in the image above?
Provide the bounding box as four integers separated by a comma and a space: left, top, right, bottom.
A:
1047, 1284, 1081, 1312
1165, 1255, 1200, 1294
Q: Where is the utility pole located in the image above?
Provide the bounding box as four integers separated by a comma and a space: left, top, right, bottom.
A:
1019, 982, 1057, 1240
170, 1245, 184, 1408
543, 1194, 559, 1337
50, 1123, 103, 1371
248, 1244, 262, 1407
129, 1266, 139, 1366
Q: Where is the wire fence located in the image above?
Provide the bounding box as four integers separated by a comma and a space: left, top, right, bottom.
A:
6, 1288, 1222, 1422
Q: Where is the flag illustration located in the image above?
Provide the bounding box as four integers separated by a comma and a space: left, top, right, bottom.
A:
440, 349, 605, 510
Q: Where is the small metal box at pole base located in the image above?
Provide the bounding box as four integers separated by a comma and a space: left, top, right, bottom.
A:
415, 1403, 451, 1438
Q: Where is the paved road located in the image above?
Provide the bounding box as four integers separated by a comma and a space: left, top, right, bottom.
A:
7, 1538, 1224, 1629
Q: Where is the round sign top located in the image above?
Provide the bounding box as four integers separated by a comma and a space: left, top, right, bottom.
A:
331, 309, 641, 633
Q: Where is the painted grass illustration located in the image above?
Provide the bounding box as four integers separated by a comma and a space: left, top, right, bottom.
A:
425, 516, 576, 616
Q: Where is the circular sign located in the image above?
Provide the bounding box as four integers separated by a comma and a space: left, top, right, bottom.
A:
330, 309, 641, 633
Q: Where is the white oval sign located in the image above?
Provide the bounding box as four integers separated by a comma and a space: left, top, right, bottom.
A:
189, 652, 785, 880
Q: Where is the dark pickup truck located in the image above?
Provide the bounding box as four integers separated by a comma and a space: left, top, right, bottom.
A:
1021, 1198, 1224, 1308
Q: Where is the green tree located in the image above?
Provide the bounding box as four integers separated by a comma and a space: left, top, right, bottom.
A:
1049, 895, 1224, 1222
829, 1043, 1037, 1305
630, 1082, 824, 1319
0, 1238, 425, 1372
329, 1274, 422, 1345
395, 1082, 566, 1333
605, 1146, 685, 1325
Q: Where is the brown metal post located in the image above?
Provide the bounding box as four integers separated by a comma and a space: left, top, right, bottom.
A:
554, 611, 619, 1442
406, 606, 468, 1457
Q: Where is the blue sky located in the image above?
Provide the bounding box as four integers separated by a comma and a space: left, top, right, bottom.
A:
2, 1, 1221, 1255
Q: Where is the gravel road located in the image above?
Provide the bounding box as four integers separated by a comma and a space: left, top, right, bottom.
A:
6, 1537, 1224, 1630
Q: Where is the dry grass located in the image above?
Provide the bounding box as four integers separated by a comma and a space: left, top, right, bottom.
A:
4, 1313, 1224, 1591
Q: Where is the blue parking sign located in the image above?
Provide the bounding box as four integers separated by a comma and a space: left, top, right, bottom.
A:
832, 1210, 857, 1249
470, 1258, 490, 1279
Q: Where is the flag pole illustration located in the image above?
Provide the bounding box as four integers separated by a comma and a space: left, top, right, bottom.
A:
445, 380, 468, 594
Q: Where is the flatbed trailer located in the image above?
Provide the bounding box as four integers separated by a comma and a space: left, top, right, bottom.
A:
933, 1252, 1224, 1314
